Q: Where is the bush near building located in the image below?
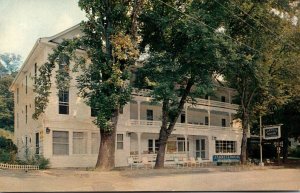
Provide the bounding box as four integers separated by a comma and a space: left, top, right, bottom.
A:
0, 136, 17, 163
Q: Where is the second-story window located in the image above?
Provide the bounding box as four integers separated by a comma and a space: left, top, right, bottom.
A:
91, 108, 98, 117
146, 109, 153, 121
205, 116, 209, 125
25, 105, 27, 124
25, 76, 28, 94
180, 112, 186, 123
59, 90, 69, 114
222, 118, 226, 127
34, 63, 37, 84
17, 88, 19, 104
221, 96, 226, 102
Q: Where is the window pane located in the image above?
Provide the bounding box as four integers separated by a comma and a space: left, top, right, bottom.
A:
73, 132, 87, 154
116, 134, 123, 150
53, 131, 69, 155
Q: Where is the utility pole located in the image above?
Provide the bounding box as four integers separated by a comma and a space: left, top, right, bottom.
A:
259, 115, 264, 166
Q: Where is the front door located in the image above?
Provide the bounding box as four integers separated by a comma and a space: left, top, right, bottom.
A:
196, 139, 206, 159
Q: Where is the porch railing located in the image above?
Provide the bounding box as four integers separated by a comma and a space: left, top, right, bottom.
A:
129, 119, 239, 131
132, 88, 239, 110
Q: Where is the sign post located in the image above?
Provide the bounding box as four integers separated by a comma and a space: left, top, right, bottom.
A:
263, 124, 282, 165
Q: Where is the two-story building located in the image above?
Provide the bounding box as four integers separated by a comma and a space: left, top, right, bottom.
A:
10, 24, 242, 168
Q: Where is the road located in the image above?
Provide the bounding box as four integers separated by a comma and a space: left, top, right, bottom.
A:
0, 167, 299, 191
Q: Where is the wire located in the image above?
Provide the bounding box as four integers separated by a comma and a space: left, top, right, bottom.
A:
154, 0, 262, 54
229, 0, 299, 50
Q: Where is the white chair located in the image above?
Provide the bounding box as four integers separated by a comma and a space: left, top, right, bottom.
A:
182, 157, 190, 167
128, 157, 134, 170
196, 157, 203, 167
174, 157, 183, 168
189, 157, 197, 167
142, 156, 153, 169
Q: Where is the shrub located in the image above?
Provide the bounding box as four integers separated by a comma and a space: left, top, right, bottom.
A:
0, 136, 17, 163
289, 147, 300, 158
20, 155, 50, 169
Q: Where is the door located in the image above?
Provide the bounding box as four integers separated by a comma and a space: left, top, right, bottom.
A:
196, 139, 206, 159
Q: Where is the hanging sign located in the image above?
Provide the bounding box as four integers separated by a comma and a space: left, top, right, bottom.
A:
263, 125, 281, 140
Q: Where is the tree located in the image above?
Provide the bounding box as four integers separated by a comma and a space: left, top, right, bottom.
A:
0, 53, 21, 131
33, 0, 142, 170
0, 53, 21, 76
138, 0, 235, 168
224, 0, 299, 163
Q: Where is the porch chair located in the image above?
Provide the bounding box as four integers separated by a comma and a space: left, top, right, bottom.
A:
127, 157, 134, 170
196, 157, 203, 167
182, 157, 190, 167
189, 157, 197, 167
174, 157, 183, 168
141, 156, 153, 169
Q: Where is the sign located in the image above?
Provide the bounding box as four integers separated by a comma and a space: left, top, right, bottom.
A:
212, 155, 240, 162
263, 126, 281, 140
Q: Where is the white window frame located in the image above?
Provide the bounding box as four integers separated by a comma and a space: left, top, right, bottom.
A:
116, 134, 124, 150
215, 140, 237, 153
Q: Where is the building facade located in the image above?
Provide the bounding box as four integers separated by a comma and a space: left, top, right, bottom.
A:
10, 25, 242, 168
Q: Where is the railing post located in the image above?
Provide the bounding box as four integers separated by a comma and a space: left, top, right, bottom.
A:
137, 101, 141, 125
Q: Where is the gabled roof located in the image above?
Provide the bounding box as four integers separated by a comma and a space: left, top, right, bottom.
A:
10, 24, 82, 91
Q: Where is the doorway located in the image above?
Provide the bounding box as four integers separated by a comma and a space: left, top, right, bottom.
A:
196, 139, 206, 159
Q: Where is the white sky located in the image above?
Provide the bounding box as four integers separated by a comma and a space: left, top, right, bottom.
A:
0, 0, 85, 61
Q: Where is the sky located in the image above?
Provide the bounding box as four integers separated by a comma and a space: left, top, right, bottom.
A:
0, 0, 86, 61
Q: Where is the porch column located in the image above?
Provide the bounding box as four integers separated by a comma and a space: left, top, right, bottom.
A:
208, 110, 211, 127
229, 113, 232, 127
185, 103, 188, 124
137, 101, 141, 125
137, 132, 142, 161
184, 135, 188, 158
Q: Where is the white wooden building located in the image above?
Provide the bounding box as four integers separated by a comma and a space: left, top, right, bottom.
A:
10, 25, 242, 168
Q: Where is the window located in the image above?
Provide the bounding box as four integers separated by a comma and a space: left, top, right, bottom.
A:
148, 139, 159, 153
59, 90, 69, 114
91, 133, 100, 154
146, 109, 153, 121
215, 140, 237, 153
205, 116, 209, 125
17, 88, 19, 104
116, 134, 123, 150
26, 76, 28, 94
91, 108, 98, 117
73, 132, 87, 154
34, 63, 37, 84
177, 137, 189, 152
53, 131, 69, 155
25, 105, 27, 124
221, 96, 226, 102
35, 133, 39, 155
222, 118, 226, 127
181, 113, 186, 123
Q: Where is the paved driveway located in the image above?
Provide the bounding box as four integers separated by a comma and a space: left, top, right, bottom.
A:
0, 167, 299, 191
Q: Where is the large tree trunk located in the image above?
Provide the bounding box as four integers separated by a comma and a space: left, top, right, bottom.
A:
96, 109, 119, 170
155, 79, 194, 169
240, 111, 249, 164
155, 100, 169, 168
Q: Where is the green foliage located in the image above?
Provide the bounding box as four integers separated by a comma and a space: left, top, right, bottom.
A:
0, 53, 21, 131
0, 53, 21, 76
17, 155, 50, 169
33, 1, 139, 134
0, 136, 17, 163
289, 147, 300, 158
